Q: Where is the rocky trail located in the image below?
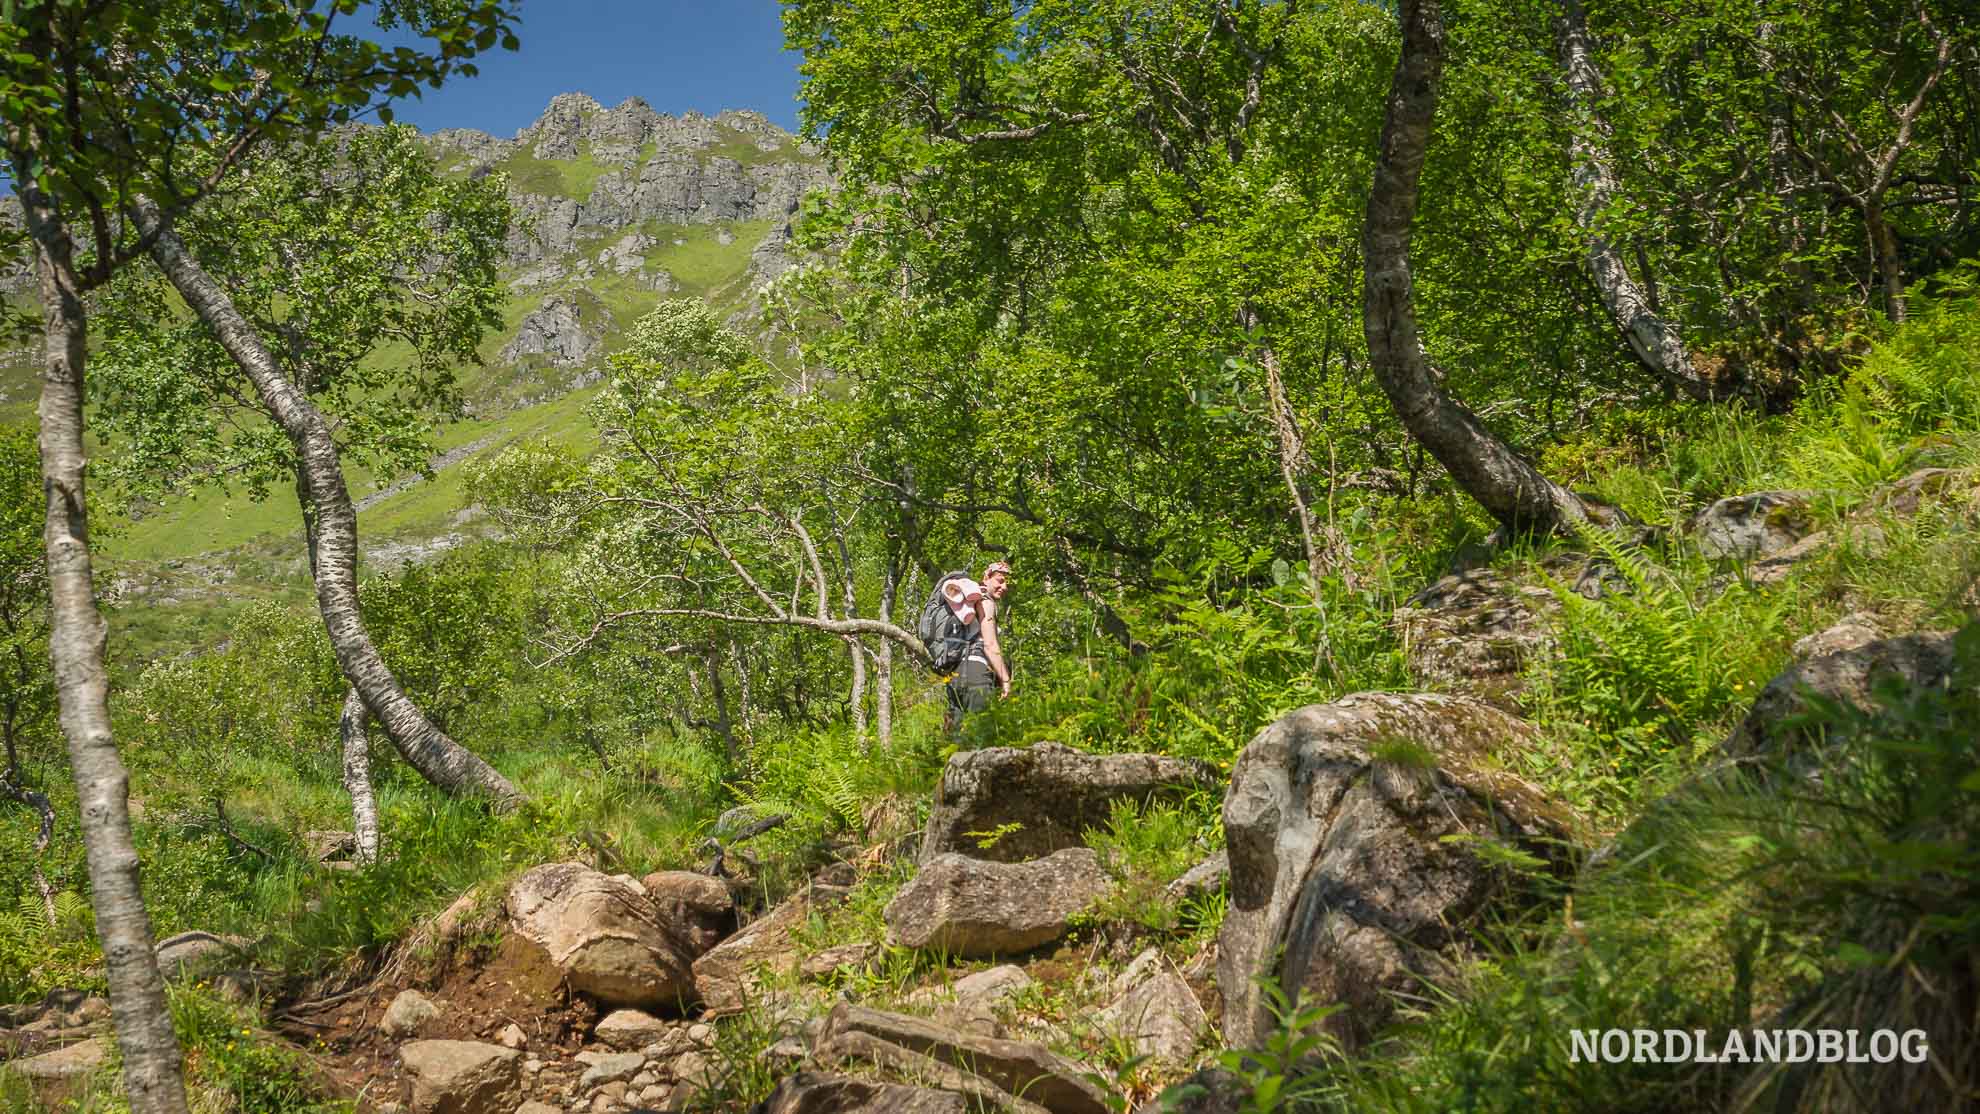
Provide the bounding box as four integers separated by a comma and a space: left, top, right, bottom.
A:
3, 468, 1973, 1113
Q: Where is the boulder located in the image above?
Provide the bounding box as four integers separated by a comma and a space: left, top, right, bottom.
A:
398, 1040, 520, 1114
885, 849, 1112, 958
6, 1036, 107, 1080
506, 862, 704, 1010
910, 964, 1033, 1033
921, 742, 1219, 864
1218, 693, 1573, 1051
1391, 567, 1559, 707
595, 1008, 670, 1051
1096, 965, 1208, 1063
381, 989, 440, 1038
1691, 490, 1819, 561
752, 1072, 970, 1114
638, 871, 737, 955
1724, 625, 1956, 761
154, 931, 249, 983
693, 892, 821, 1014
813, 1004, 1111, 1114
303, 829, 356, 862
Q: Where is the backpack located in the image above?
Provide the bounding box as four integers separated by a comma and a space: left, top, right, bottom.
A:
916, 570, 977, 674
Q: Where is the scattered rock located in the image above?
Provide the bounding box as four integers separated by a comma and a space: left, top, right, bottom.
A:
595, 1008, 670, 1051
515, 1102, 560, 1114
6, 1036, 107, 1080
694, 892, 827, 1014
1870, 467, 1970, 517
578, 1049, 645, 1089
885, 849, 1113, 957
1162, 850, 1229, 906
1218, 693, 1574, 1052
507, 862, 707, 1010
911, 964, 1033, 1033
398, 1040, 520, 1114
1692, 490, 1819, 561
381, 989, 441, 1038
638, 871, 737, 954
673, 1048, 714, 1090
751, 1072, 970, 1114
303, 829, 356, 862
496, 1023, 528, 1051
800, 942, 878, 981
154, 931, 249, 983
1096, 963, 1207, 1063
1392, 566, 1560, 707
1725, 626, 1956, 761
814, 1003, 1111, 1114
921, 742, 1219, 864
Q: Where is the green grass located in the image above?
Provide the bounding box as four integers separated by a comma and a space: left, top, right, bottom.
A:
491, 140, 622, 202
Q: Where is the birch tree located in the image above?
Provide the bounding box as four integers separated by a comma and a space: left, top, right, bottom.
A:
0, 3, 515, 1106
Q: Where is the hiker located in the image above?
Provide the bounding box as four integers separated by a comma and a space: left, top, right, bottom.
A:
917, 560, 1014, 734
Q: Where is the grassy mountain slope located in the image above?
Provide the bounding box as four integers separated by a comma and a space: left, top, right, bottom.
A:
66, 98, 823, 657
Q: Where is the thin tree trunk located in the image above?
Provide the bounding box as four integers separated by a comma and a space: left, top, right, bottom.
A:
339, 687, 380, 866
1558, 0, 1733, 402
875, 559, 897, 750
1865, 203, 1908, 324
135, 201, 520, 807
1363, 0, 1590, 536
706, 647, 738, 769
18, 185, 191, 1114
825, 516, 869, 748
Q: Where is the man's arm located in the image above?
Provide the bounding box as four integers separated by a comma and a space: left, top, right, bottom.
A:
980, 597, 1012, 696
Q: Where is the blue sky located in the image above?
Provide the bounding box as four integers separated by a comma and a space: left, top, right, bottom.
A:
382, 1, 807, 137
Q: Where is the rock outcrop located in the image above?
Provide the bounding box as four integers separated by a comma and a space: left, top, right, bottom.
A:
921, 742, 1220, 864
1218, 693, 1573, 1051
885, 849, 1113, 957
497, 292, 604, 367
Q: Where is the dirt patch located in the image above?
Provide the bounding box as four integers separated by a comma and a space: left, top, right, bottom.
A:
275, 934, 597, 1110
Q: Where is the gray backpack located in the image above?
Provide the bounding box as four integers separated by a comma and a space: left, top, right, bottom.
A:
916, 570, 975, 673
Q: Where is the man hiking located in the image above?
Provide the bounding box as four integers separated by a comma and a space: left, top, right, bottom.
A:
924, 560, 1013, 735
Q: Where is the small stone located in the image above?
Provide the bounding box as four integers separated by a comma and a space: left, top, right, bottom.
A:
639, 1084, 668, 1104
672, 1049, 711, 1090
524, 1058, 544, 1075
596, 1080, 628, 1103
767, 1034, 807, 1062
380, 989, 440, 1039
686, 1023, 713, 1046
498, 1022, 528, 1050
515, 1103, 560, 1114
578, 1051, 644, 1089
595, 1008, 670, 1051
